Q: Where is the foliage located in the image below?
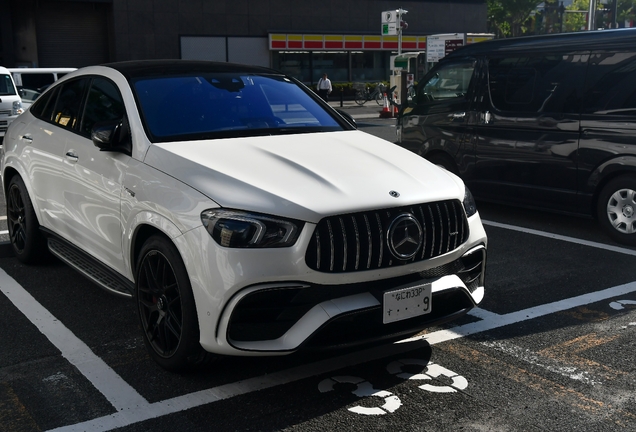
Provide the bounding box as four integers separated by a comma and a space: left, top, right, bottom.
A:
489, 0, 636, 37
488, 0, 544, 37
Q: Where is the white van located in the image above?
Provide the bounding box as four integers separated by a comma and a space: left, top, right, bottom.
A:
8, 68, 76, 109
0, 66, 23, 143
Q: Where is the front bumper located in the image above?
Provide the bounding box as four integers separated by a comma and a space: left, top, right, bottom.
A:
180, 210, 487, 356
216, 244, 485, 354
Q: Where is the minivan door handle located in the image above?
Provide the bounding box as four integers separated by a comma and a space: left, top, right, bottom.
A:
21, 135, 33, 143
481, 111, 492, 124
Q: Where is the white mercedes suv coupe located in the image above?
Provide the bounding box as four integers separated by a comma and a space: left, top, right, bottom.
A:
1, 60, 487, 371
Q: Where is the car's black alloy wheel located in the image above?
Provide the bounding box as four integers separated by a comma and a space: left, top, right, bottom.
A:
136, 235, 208, 371
6, 176, 45, 263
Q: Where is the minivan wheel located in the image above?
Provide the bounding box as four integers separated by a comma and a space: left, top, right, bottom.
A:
6, 176, 47, 263
597, 175, 636, 245
136, 235, 211, 372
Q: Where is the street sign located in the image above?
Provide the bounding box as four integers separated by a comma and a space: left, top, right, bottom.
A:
382, 10, 398, 36
426, 33, 466, 62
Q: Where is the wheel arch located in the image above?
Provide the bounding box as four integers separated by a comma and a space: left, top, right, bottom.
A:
424, 149, 460, 175
127, 213, 184, 279
588, 157, 636, 218
2, 165, 44, 226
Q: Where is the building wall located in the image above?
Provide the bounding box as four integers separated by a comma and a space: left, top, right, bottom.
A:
1, 0, 487, 67
111, 0, 487, 61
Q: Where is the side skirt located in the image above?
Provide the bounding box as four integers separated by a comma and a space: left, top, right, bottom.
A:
41, 228, 134, 298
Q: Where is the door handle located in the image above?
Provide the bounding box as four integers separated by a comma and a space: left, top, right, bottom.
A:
21, 135, 33, 143
481, 111, 492, 124
65, 151, 78, 163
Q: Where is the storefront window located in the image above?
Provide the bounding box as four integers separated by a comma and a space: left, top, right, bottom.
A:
311, 52, 348, 83
272, 50, 390, 85
352, 52, 387, 83
272, 52, 311, 83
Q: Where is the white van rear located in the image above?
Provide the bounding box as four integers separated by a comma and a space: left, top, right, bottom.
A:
0, 66, 23, 143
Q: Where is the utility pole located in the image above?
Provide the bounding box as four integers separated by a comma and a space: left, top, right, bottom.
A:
587, 0, 597, 30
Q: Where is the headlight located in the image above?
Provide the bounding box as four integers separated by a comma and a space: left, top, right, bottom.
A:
463, 187, 478, 218
12, 100, 24, 116
201, 209, 303, 248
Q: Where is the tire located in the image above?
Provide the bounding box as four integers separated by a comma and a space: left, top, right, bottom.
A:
354, 91, 366, 106
597, 175, 636, 245
426, 153, 459, 176
375, 90, 384, 106
135, 235, 211, 372
6, 176, 47, 263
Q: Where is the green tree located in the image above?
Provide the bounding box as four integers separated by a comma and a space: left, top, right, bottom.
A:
563, 0, 589, 32
488, 0, 545, 36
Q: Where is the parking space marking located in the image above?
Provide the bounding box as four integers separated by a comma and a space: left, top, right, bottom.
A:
482, 220, 636, 256
0, 268, 148, 412
44, 279, 636, 432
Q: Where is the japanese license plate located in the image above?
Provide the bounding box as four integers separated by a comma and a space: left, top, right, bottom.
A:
383, 283, 432, 324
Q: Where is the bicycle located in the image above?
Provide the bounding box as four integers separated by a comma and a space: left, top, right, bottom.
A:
354, 83, 387, 106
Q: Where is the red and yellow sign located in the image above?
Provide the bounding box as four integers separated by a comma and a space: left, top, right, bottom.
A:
269, 33, 427, 51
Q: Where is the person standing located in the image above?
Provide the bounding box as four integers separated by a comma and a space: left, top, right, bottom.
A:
316, 73, 332, 102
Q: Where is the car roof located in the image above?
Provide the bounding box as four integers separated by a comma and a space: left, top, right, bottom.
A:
101, 60, 282, 80
444, 28, 636, 59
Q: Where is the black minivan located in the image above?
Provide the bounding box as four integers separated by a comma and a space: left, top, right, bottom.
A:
396, 28, 636, 245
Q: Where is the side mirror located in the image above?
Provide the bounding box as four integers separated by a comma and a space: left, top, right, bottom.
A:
336, 109, 357, 129
91, 118, 131, 155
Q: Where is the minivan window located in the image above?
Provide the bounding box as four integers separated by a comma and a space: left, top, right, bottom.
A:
0, 74, 17, 96
419, 60, 475, 101
488, 54, 587, 114
583, 51, 636, 114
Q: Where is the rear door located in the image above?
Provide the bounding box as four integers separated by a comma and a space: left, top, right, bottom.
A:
470, 52, 588, 213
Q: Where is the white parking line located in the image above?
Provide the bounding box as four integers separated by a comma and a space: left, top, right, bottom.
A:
0, 221, 633, 431
0, 268, 149, 411
482, 220, 636, 256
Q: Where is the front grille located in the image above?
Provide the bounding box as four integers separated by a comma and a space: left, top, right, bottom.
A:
305, 200, 468, 273
0, 110, 11, 116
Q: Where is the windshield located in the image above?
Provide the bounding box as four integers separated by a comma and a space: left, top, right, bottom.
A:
0, 74, 17, 96
133, 73, 344, 142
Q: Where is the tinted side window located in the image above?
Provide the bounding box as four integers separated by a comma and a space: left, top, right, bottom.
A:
583, 51, 636, 114
30, 87, 58, 119
52, 79, 88, 130
488, 54, 587, 114
80, 78, 126, 137
419, 60, 475, 101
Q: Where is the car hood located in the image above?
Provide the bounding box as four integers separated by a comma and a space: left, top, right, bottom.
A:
143, 130, 465, 223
